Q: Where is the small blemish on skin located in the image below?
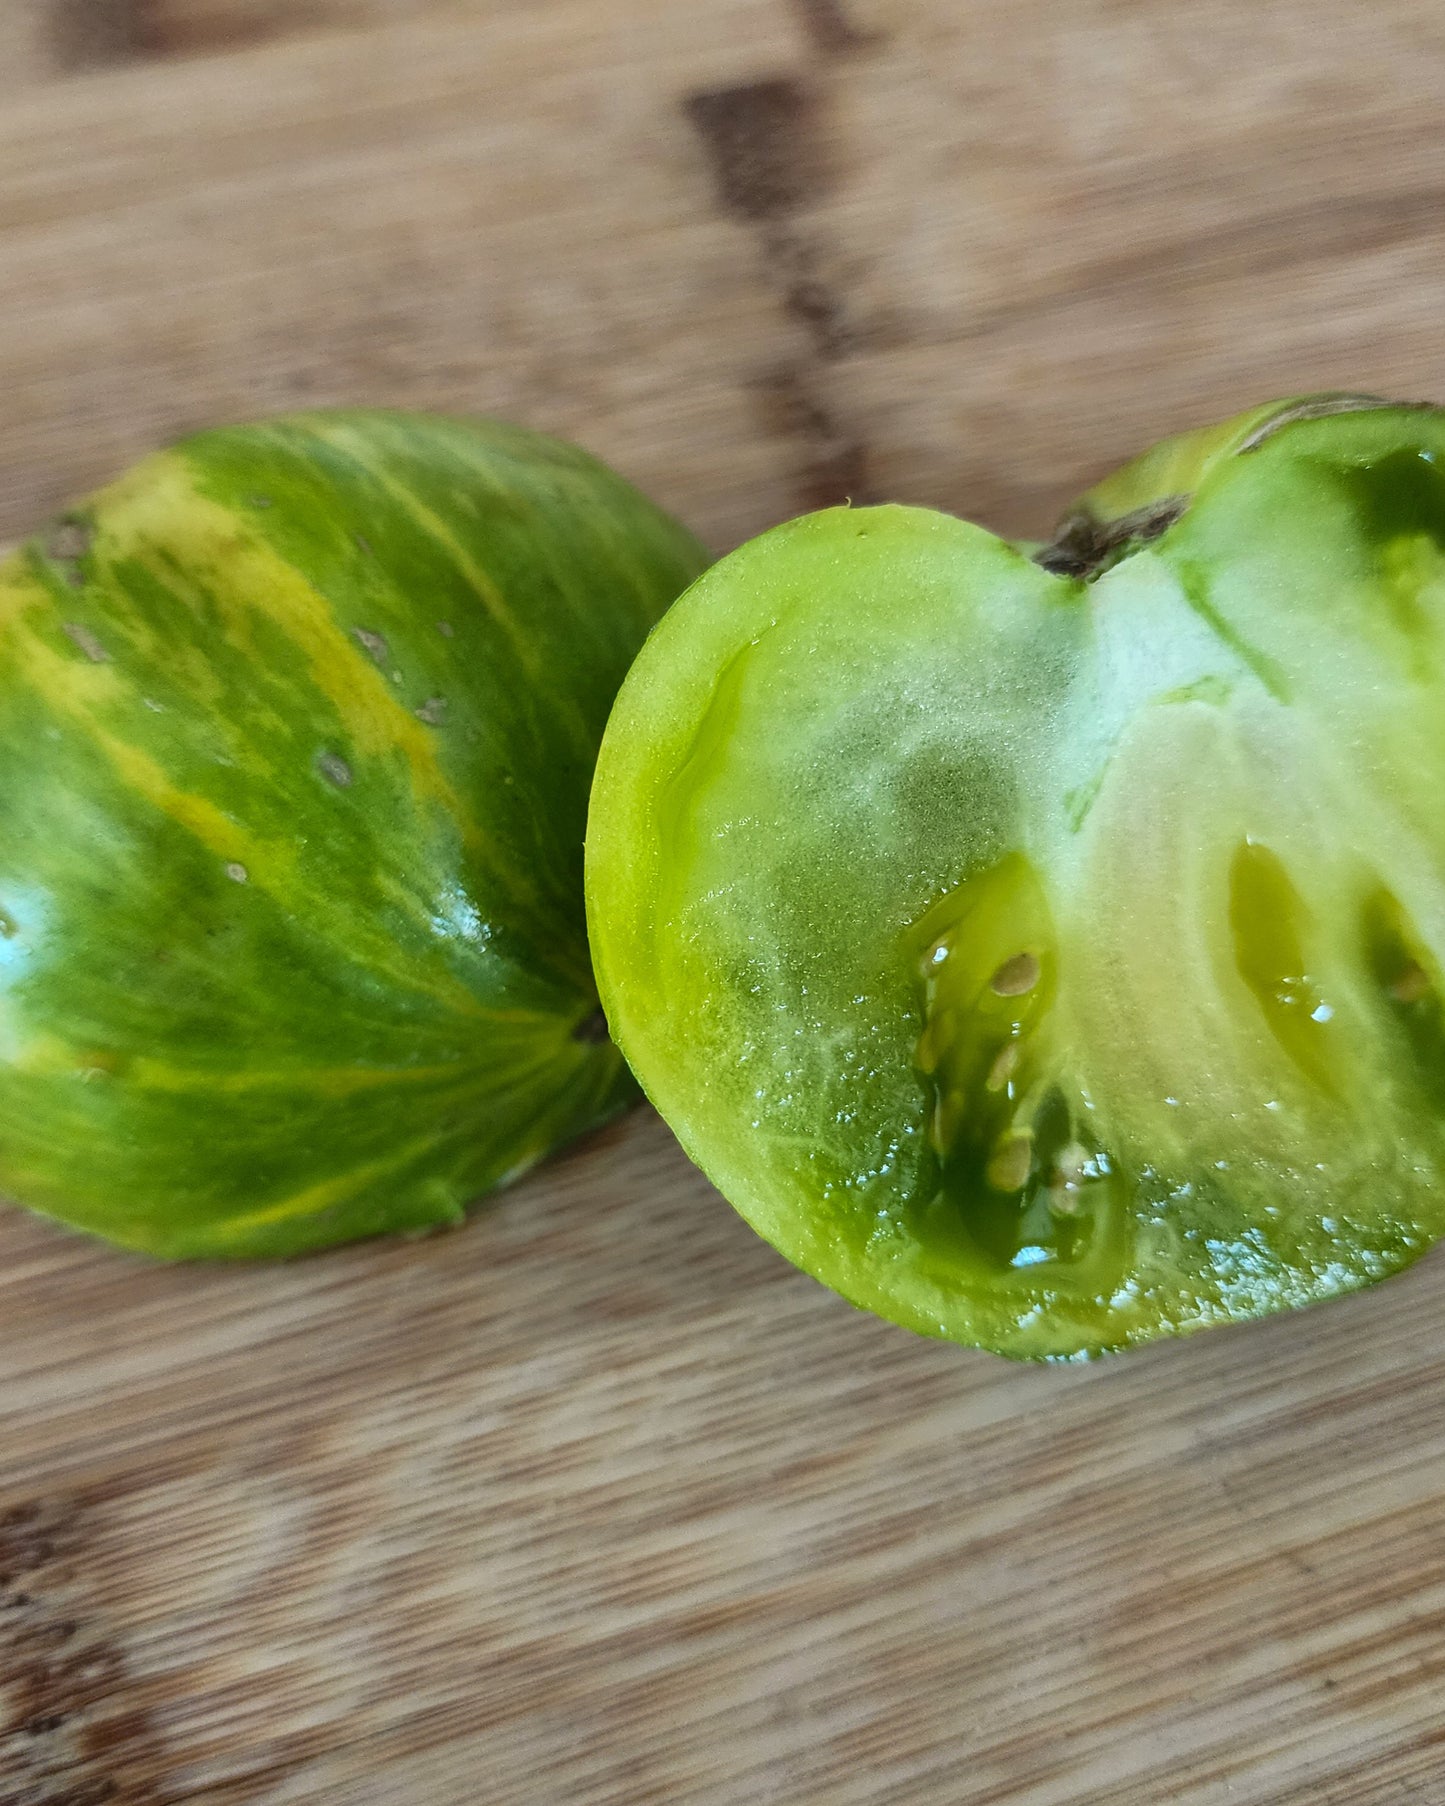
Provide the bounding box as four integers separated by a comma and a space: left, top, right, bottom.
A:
225, 862, 248, 884
355, 533, 372, 555
316, 751, 353, 788
143, 697, 164, 712
62, 623, 109, 663
414, 697, 447, 724
352, 628, 389, 664
47, 520, 92, 561
248, 495, 274, 510
436, 621, 454, 638
572, 1009, 610, 1044
989, 952, 1040, 997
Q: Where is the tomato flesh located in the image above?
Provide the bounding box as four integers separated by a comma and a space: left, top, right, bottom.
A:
587, 399, 1445, 1357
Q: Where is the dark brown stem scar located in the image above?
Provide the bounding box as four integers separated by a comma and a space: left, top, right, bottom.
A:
1035, 495, 1189, 581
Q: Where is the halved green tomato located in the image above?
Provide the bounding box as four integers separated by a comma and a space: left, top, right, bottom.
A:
587, 396, 1445, 1357
0, 412, 706, 1256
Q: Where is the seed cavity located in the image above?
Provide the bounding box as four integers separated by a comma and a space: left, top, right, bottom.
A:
1228, 839, 1338, 1096
912, 852, 1119, 1274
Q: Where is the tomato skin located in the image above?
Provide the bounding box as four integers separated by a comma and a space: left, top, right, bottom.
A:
588, 399, 1445, 1358
0, 412, 706, 1257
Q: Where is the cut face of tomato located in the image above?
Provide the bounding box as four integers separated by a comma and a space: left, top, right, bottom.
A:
587, 399, 1445, 1357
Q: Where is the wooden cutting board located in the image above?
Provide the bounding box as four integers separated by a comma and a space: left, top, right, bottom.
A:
5, 2, 1445, 1800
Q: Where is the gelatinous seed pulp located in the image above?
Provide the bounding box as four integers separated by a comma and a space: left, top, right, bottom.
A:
912, 852, 1117, 1273
1228, 839, 1339, 1096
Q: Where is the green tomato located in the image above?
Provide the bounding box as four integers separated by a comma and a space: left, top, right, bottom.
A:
587, 395, 1445, 1358
0, 411, 706, 1257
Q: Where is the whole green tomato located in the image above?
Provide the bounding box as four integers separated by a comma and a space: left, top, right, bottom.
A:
0, 412, 706, 1256
587, 395, 1445, 1358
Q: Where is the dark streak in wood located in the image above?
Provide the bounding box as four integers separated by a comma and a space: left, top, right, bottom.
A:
47, 0, 147, 71
782, 273, 853, 355
684, 76, 870, 509
48, 0, 308, 70
757, 221, 858, 360
790, 0, 883, 57
752, 366, 873, 510
798, 433, 872, 509
683, 78, 825, 221
0, 1498, 163, 1805
133, 1, 300, 58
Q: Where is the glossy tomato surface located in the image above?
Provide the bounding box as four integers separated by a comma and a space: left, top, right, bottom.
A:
0, 412, 706, 1256
588, 397, 1445, 1357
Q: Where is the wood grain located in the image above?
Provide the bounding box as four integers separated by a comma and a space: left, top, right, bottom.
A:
4, 1, 1445, 1800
